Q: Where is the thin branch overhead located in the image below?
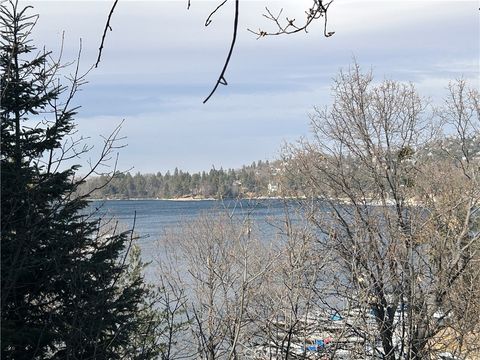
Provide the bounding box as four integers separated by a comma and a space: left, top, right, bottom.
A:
95, 0, 118, 68
203, 0, 239, 104
95, 0, 334, 102
204, 0, 334, 103
248, 0, 334, 38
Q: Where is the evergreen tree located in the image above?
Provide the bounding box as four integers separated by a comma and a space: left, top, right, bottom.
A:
1, 2, 158, 358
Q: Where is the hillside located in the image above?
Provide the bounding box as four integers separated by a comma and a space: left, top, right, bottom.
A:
78, 160, 282, 200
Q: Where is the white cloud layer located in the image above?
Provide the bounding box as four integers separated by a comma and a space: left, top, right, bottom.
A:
19, 0, 479, 172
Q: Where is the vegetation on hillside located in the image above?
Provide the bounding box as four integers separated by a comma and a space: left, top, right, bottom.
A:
79, 160, 281, 199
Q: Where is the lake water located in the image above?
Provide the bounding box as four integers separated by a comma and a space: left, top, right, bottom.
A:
87, 198, 301, 262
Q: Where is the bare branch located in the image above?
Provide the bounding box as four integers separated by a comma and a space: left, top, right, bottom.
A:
248, 0, 335, 39
95, 0, 118, 68
203, 0, 239, 103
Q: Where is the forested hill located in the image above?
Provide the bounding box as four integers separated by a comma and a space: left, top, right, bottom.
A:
79, 135, 480, 200
79, 160, 282, 200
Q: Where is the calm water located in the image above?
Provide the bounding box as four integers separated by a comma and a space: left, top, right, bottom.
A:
87, 199, 300, 262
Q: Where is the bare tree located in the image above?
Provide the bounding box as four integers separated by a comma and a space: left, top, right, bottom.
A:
282, 64, 480, 359
156, 204, 333, 360
246, 204, 331, 360
156, 208, 275, 359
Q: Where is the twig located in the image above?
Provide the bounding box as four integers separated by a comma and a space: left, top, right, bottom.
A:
95, 0, 118, 68
247, 0, 334, 39
203, 0, 239, 104
205, 0, 228, 26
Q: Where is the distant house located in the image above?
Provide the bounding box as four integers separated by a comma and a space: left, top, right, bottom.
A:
268, 182, 279, 194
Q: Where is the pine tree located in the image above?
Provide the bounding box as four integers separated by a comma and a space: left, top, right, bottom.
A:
1, 2, 158, 359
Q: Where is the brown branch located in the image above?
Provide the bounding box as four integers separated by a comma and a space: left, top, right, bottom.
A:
247, 0, 334, 39
95, 0, 118, 68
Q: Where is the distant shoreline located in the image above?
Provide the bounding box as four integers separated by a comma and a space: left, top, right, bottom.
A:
86, 197, 215, 202
86, 196, 286, 202
85, 196, 417, 206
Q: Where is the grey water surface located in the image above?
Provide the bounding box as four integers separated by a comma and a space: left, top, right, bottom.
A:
87, 198, 304, 263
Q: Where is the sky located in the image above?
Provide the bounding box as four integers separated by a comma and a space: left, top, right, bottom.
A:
19, 0, 480, 174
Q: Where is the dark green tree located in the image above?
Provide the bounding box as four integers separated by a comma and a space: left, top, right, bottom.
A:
1, 2, 159, 359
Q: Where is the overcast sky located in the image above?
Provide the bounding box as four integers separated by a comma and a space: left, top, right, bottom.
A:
21, 0, 479, 173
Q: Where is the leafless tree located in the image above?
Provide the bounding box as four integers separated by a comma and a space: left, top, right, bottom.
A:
155, 200, 340, 360
282, 64, 480, 360
245, 204, 331, 360
156, 208, 276, 359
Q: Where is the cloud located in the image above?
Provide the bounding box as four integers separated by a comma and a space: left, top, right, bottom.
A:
21, 0, 479, 173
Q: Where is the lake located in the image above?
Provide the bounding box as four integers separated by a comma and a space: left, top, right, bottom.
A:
87, 198, 302, 262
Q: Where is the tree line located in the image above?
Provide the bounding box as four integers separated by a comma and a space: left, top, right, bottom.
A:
79, 161, 281, 199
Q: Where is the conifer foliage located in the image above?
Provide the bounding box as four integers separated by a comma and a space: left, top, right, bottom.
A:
1, 2, 158, 359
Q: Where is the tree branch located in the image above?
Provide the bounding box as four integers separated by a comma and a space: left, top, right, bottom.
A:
95, 0, 118, 68
203, 0, 239, 103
